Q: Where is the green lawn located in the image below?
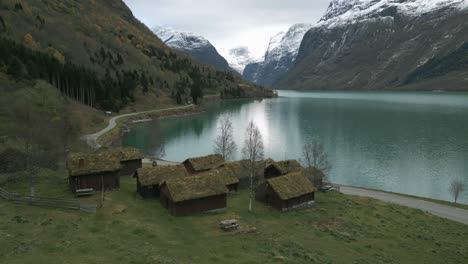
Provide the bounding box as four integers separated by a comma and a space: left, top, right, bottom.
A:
1, 176, 467, 264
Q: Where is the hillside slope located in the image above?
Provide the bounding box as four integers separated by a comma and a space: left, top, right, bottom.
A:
154, 26, 233, 72
276, 0, 468, 90
0, 0, 263, 110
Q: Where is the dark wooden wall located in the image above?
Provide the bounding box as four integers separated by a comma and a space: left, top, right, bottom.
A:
264, 166, 282, 179
160, 186, 227, 216
263, 186, 314, 210
69, 171, 120, 192
136, 178, 160, 199
120, 160, 142, 177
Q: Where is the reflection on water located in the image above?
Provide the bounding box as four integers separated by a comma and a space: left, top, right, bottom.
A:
123, 91, 468, 204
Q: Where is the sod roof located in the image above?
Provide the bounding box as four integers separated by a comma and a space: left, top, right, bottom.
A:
266, 160, 304, 175
98, 147, 144, 162
163, 173, 228, 203
267, 172, 316, 201
183, 154, 225, 172
68, 153, 121, 177
136, 165, 188, 187
198, 166, 240, 186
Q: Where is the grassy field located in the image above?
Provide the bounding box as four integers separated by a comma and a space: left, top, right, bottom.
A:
1, 175, 467, 264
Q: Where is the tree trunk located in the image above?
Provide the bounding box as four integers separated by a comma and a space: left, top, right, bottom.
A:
249, 169, 253, 212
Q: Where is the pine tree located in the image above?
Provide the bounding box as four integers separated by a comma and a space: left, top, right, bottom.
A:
8, 56, 25, 81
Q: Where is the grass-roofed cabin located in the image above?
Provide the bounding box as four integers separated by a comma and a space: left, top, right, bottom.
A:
67, 153, 121, 193
159, 173, 228, 216
304, 167, 326, 189
99, 147, 144, 176
264, 159, 303, 179
134, 165, 188, 198
182, 154, 225, 174
258, 172, 316, 211
198, 166, 240, 193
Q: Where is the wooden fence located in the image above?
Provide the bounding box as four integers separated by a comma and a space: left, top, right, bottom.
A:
0, 187, 96, 212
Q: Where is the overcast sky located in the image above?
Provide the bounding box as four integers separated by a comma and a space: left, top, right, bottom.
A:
123, 0, 331, 60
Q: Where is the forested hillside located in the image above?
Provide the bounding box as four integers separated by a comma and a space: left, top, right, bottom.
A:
0, 0, 266, 110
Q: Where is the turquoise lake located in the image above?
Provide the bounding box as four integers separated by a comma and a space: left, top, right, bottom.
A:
122, 90, 468, 204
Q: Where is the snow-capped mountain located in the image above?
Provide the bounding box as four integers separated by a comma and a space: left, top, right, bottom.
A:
243, 23, 313, 87
319, 0, 468, 28
153, 26, 233, 72
225, 47, 260, 74
275, 0, 468, 90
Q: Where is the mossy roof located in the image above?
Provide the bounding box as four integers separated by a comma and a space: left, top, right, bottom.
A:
67, 153, 121, 177
136, 165, 188, 187
163, 173, 228, 203
198, 166, 240, 186
267, 160, 303, 175
183, 154, 225, 172
267, 172, 316, 201
98, 147, 144, 162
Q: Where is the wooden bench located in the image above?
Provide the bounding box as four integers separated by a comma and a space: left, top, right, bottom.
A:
75, 188, 94, 197
219, 219, 240, 231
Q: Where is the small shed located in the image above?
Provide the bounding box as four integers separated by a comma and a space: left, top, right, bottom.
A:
182, 154, 225, 174
160, 173, 228, 216
264, 159, 303, 179
99, 147, 144, 176
134, 165, 188, 198
258, 172, 316, 211
67, 153, 121, 193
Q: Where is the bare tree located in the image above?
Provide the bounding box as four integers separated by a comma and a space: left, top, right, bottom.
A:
214, 116, 237, 160
242, 121, 264, 212
449, 180, 465, 203
149, 143, 166, 166
301, 141, 331, 185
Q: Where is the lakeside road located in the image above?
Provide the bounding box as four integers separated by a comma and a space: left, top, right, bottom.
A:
339, 185, 468, 225
83, 105, 194, 149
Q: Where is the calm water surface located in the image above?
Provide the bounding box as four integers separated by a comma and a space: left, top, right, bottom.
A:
122, 90, 468, 204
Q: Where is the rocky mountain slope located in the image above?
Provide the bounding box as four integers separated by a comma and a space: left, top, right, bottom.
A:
276, 0, 468, 90
243, 24, 312, 87
0, 0, 261, 111
153, 26, 233, 72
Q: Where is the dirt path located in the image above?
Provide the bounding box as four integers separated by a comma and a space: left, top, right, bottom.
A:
83, 105, 194, 149
338, 185, 468, 225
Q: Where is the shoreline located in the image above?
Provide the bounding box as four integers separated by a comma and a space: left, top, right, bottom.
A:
338, 185, 468, 225
82, 104, 200, 149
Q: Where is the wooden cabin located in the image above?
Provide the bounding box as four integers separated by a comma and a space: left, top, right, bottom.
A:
99, 147, 144, 176
197, 166, 240, 193
182, 154, 225, 174
134, 165, 188, 198
67, 153, 121, 193
264, 159, 303, 179
257, 172, 316, 211
304, 167, 326, 189
160, 173, 228, 216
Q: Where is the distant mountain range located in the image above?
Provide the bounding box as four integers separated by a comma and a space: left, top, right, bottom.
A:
153, 26, 233, 72
275, 0, 468, 90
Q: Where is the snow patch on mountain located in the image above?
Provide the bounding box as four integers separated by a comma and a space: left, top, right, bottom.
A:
153, 26, 211, 50
225, 47, 260, 74
318, 0, 468, 28
263, 23, 313, 64
242, 23, 313, 85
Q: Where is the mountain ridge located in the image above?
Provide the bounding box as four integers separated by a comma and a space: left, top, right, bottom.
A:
275, 0, 468, 90
243, 23, 312, 87
153, 26, 234, 72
